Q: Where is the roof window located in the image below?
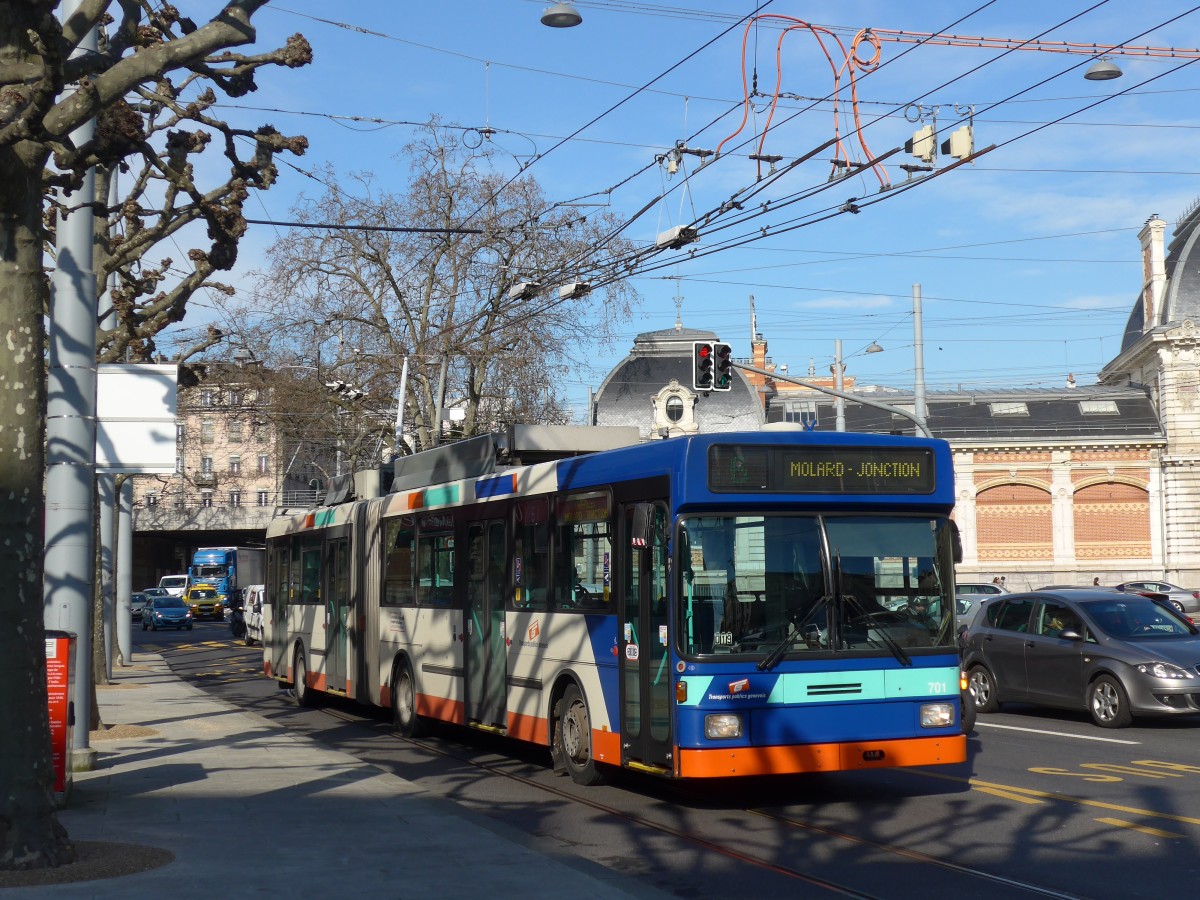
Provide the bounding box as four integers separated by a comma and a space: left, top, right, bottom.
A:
1079, 399, 1119, 415
989, 401, 1028, 417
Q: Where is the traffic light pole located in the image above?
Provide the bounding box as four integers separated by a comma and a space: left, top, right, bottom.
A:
732, 361, 934, 439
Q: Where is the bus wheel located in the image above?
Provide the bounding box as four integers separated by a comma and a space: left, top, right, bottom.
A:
554, 684, 603, 786
293, 651, 317, 708
391, 660, 428, 738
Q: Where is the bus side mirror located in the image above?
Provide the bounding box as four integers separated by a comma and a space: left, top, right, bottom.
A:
630, 503, 653, 548
950, 520, 963, 564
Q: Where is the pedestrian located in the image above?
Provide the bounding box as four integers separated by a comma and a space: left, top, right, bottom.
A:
992, 576, 1001, 585
1000, 576, 1006, 588
1092, 576, 1100, 587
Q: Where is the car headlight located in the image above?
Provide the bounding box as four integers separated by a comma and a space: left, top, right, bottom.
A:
921, 702, 955, 728
704, 713, 743, 739
1136, 662, 1194, 680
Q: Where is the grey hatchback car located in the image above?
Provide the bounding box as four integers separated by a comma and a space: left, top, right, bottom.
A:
964, 589, 1200, 728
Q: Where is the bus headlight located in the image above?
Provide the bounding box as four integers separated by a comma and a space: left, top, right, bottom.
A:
705, 713, 743, 739
920, 702, 955, 728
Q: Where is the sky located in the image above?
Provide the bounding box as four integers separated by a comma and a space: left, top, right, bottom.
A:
171, 0, 1200, 420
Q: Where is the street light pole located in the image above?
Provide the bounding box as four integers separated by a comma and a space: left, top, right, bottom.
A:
913, 284, 928, 435
833, 339, 845, 432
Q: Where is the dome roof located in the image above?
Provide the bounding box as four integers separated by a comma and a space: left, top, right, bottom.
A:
592, 325, 764, 435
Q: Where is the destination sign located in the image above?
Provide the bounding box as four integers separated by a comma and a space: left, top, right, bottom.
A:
708, 445, 935, 494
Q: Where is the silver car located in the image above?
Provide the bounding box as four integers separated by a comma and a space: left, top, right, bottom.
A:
1114, 581, 1200, 616
964, 589, 1200, 728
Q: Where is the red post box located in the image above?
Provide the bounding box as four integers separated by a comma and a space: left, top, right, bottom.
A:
45, 630, 77, 802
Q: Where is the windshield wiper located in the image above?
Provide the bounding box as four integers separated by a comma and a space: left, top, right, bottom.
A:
834, 552, 912, 668
756, 593, 831, 672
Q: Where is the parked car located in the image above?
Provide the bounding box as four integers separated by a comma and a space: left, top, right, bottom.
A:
142, 596, 193, 631
956, 582, 1009, 596
241, 584, 265, 647
955, 594, 994, 635
130, 591, 149, 621
964, 588, 1200, 728
1114, 581, 1200, 616
184, 583, 224, 621
142, 587, 170, 599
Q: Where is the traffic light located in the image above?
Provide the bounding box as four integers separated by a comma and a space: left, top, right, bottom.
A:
713, 342, 733, 391
905, 124, 935, 163
692, 341, 714, 391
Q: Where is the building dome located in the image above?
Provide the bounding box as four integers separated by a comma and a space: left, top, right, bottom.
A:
592, 325, 764, 438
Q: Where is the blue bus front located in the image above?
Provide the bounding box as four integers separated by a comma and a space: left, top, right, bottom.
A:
670, 435, 965, 776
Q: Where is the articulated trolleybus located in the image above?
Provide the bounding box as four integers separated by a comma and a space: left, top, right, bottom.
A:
263, 425, 966, 784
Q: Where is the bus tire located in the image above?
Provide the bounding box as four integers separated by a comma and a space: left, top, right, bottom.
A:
553, 684, 603, 786
293, 650, 317, 708
391, 659, 428, 738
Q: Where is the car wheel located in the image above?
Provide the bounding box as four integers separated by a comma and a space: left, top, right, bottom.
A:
293, 651, 317, 708
1171, 599, 1185, 614
391, 659, 428, 738
1088, 675, 1133, 728
151, 621, 158, 632
186, 622, 193, 630
968, 665, 1001, 714
553, 684, 604, 786
141, 620, 148, 631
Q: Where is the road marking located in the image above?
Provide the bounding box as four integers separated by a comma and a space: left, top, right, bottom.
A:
1094, 817, 1185, 839
975, 722, 1140, 744
974, 786, 1045, 805
920, 770, 1200, 828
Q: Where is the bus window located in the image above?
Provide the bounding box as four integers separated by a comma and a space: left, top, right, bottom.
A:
300, 541, 321, 604
382, 517, 415, 607
679, 515, 825, 656
514, 499, 550, 611
555, 492, 611, 611
417, 523, 455, 607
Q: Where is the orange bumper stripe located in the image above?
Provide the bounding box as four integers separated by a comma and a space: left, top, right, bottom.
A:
592, 729, 620, 765
508, 712, 547, 745
678, 735, 967, 778
418, 693, 464, 725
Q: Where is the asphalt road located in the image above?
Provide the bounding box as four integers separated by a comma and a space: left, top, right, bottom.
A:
136, 619, 1200, 899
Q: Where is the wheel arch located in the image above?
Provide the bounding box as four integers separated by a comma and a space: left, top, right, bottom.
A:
547, 668, 588, 747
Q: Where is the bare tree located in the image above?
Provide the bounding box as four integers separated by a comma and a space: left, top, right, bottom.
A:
226, 123, 639, 454
0, 1, 309, 871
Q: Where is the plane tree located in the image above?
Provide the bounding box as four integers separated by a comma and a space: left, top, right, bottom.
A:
0, 0, 309, 871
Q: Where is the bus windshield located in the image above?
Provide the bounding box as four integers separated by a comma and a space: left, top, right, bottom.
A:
677, 514, 957, 659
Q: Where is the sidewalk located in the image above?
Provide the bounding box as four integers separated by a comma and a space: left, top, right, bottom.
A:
10, 654, 667, 899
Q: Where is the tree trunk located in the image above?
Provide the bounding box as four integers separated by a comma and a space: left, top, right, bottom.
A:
0, 145, 76, 868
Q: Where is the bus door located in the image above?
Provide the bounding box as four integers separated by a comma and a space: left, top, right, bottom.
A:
465, 520, 507, 728
266, 542, 290, 680
324, 535, 350, 692
620, 502, 672, 772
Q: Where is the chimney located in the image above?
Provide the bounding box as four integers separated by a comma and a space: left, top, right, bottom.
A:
1138, 214, 1167, 331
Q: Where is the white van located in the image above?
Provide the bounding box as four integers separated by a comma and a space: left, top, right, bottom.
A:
158, 574, 190, 597
242, 584, 266, 646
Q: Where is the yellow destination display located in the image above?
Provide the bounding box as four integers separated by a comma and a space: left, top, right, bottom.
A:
708, 445, 935, 494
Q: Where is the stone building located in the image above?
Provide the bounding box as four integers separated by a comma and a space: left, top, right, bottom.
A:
130, 361, 331, 586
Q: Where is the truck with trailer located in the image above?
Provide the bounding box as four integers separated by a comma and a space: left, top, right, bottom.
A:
189, 546, 266, 607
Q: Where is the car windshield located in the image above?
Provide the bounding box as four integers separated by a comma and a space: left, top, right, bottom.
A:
191, 589, 217, 599
1084, 597, 1196, 638
677, 513, 958, 660
154, 598, 186, 609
